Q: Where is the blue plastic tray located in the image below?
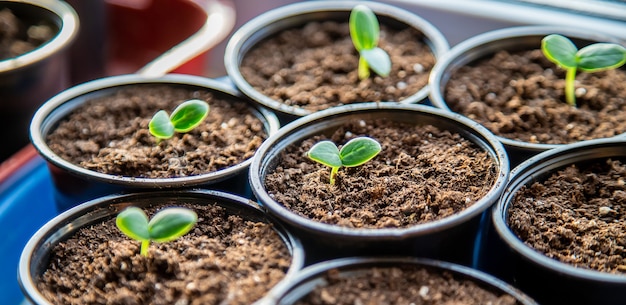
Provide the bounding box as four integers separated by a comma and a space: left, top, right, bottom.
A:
0, 148, 57, 305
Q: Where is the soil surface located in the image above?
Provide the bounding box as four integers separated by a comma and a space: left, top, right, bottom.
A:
265, 119, 497, 229
295, 265, 519, 305
240, 21, 436, 112
38, 202, 292, 305
0, 8, 55, 60
444, 49, 626, 144
509, 158, 626, 274
46, 85, 266, 178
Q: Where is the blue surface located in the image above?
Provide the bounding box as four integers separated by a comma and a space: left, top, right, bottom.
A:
0, 156, 57, 305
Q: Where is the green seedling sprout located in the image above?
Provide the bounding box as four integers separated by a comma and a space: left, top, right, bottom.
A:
149, 99, 209, 140
116, 206, 198, 257
349, 4, 391, 80
541, 34, 626, 107
307, 136, 381, 185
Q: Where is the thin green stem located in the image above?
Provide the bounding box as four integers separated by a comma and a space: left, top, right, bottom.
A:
565, 67, 577, 107
140, 240, 150, 256
358, 56, 370, 80
329, 166, 339, 185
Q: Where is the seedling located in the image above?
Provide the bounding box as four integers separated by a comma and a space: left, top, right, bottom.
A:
116, 206, 198, 257
149, 99, 210, 140
349, 4, 391, 80
541, 34, 626, 107
307, 136, 381, 185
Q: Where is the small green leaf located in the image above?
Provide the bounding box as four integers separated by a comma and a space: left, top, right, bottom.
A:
542, 34, 578, 69
170, 99, 210, 133
349, 4, 390, 80
308, 141, 342, 168
541, 34, 626, 107
307, 137, 382, 184
116, 206, 198, 257
148, 208, 198, 243
339, 137, 382, 167
116, 207, 150, 241
148, 99, 210, 140
361, 47, 391, 77
149, 110, 175, 139
349, 4, 379, 51
577, 43, 626, 72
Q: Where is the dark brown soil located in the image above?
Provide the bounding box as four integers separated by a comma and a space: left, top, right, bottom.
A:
509, 158, 626, 274
240, 21, 436, 112
265, 119, 497, 229
38, 202, 292, 305
0, 8, 55, 60
444, 49, 626, 144
46, 85, 266, 178
295, 265, 519, 305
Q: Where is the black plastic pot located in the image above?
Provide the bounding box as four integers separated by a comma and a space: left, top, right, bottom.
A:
224, 0, 449, 124
18, 189, 305, 305
30, 74, 280, 212
0, 0, 78, 161
429, 25, 626, 167
267, 257, 538, 305
478, 138, 626, 305
249, 103, 509, 266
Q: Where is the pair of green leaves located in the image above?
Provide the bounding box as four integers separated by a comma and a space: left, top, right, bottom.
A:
116, 207, 198, 256
350, 5, 391, 79
541, 34, 626, 107
149, 99, 210, 140
307, 137, 381, 185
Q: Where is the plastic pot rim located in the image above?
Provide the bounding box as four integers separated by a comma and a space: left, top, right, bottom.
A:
29, 73, 280, 188
18, 189, 306, 305
224, 0, 450, 117
429, 25, 626, 153
250, 102, 509, 241
492, 137, 626, 284
268, 256, 538, 305
0, 0, 78, 72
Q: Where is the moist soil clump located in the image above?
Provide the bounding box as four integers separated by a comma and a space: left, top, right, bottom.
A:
37, 202, 292, 305
46, 85, 266, 178
444, 49, 626, 144
265, 119, 497, 229
295, 265, 518, 305
0, 8, 55, 60
240, 21, 435, 112
509, 158, 626, 274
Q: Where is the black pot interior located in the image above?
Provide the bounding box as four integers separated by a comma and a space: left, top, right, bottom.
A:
239, 9, 438, 66
261, 107, 500, 183
40, 82, 273, 145
29, 191, 296, 280
0, 2, 61, 37
277, 258, 537, 305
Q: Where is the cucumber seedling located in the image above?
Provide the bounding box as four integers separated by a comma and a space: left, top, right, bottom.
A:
149, 99, 209, 140
350, 5, 391, 80
307, 136, 381, 185
116, 206, 198, 257
541, 34, 626, 107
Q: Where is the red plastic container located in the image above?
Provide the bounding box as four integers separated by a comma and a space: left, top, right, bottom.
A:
106, 0, 209, 75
